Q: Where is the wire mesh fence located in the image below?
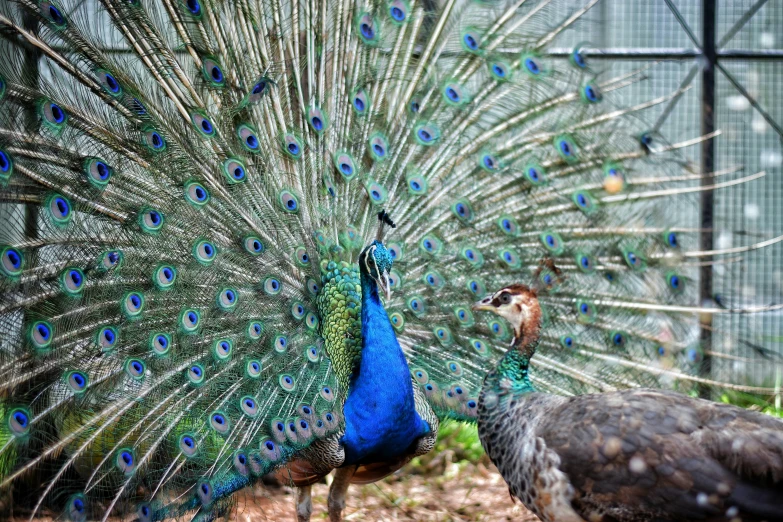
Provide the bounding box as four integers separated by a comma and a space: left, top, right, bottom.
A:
549, 0, 783, 391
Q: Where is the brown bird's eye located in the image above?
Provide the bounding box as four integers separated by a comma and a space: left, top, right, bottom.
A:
499, 292, 511, 304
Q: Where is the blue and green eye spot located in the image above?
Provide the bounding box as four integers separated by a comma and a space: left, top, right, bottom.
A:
138, 207, 164, 234
388, 0, 409, 24
364, 180, 388, 204
356, 13, 380, 46
180, 309, 201, 333
222, 158, 247, 184
524, 163, 547, 185
460, 246, 484, 268
575, 299, 596, 324
282, 134, 303, 159
419, 235, 443, 255
469, 338, 488, 355
1, 245, 23, 278
60, 267, 86, 296
554, 134, 578, 162
663, 230, 679, 248
572, 190, 597, 214
29, 320, 54, 350
193, 239, 218, 265
453, 307, 474, 327
0, 148, 14, 182
433, 326, 453, 346
610, 331, 628, 348
202, 57, 225, 87
122, 291, 145, 319
581, 83, 602, 103
184, 180, 210, 207
246, 320, 264, 340
666, 272, 684, 293
498, 248, 521, 269
191, 111, 217, 138
216, 287, 239, 311
622, 247, 646, 271
407, 295, 426, 317
153, 265, 177, 290
213, 338, 233, 361
406, 173, 428, 195
487, 319, 510, 340
278, 190, 300, 213
413, 123, 440, 146
575, 252, 595, 273
560, 335, 576, 349
368, 133, 389, 162
83, 157, 113, 188
497, 215, 519, 236
39, 98, 68, 131
149, 332, 172, 355
352, 88, 370, 115
142, 126, 166, 152
390, 311, 405, 331
243, 235, 264, 255
461, 28, 482, 53
540, 231, 564, 255
422, 270, 445, 290
521, 54, 545, 77
489, 60, 512, 81
466, 278, 486, 296
46, 194, 73, 225
451, 199, 474, 224
237, 124, 261, 153
442, 82, 469, 106
263, 276, 282, 295
307, 105, 329, 134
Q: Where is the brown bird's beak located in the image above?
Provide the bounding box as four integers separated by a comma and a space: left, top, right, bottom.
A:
472, 296, 494, 312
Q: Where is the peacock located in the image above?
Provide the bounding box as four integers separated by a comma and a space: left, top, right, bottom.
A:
0, 0, 779, 520
472, 272, 783, 522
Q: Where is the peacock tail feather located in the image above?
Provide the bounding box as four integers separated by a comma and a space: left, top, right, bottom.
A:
0, 0, 777, 519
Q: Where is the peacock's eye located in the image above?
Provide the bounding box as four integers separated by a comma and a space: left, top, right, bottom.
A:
499, 292, 511, 304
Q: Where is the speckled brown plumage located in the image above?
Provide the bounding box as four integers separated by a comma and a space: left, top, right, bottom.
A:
474, 284, 783, 522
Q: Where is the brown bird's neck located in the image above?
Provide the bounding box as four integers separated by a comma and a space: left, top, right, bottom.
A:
512, 298, 542, 362
488, 299, 542, 393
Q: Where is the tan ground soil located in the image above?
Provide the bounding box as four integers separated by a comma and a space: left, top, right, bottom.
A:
232, 462, 538, 521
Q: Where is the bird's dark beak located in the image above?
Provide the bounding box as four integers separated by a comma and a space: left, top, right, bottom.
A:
472, 296, 494, 312
378, 270, 392, 302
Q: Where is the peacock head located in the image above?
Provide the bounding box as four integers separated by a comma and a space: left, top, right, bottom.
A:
472, 284, 542, 350
359, 240, 393, 301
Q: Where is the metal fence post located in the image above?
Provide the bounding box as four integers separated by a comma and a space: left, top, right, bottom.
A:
699, 0, 717, 398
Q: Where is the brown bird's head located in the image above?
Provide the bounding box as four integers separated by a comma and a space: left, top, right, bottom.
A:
472, 284, 542, 353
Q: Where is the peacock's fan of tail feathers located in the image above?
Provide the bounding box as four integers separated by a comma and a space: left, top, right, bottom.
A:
0, 0, 775, 518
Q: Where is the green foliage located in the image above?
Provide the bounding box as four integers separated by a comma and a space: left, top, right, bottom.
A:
408, 422, 485, 475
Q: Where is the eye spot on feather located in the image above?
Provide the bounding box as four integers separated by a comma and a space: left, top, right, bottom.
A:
8, 407, 31, 436
125, 358, 145, 379
67, 494, 86, 522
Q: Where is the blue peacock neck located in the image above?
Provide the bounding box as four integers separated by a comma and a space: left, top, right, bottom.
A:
339, 264, 429, 466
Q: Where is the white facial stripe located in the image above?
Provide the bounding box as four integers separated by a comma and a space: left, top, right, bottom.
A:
363, 245, 377, 275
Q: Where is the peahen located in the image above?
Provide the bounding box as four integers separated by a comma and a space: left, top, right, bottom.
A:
472, 273, 783, 522
0, 0, 779, 520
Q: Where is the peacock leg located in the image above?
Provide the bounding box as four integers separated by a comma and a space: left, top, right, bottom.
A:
294, 485, 312, 522
327, 466, 356, 522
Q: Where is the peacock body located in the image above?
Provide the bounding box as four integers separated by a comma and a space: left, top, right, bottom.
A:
0, 0, 777, 520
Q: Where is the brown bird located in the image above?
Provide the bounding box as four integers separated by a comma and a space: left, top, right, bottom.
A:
473, 284, 783, 522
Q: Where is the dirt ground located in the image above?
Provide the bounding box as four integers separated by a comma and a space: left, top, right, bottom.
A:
232, 462, 538, 521
6, 463, 537, 521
